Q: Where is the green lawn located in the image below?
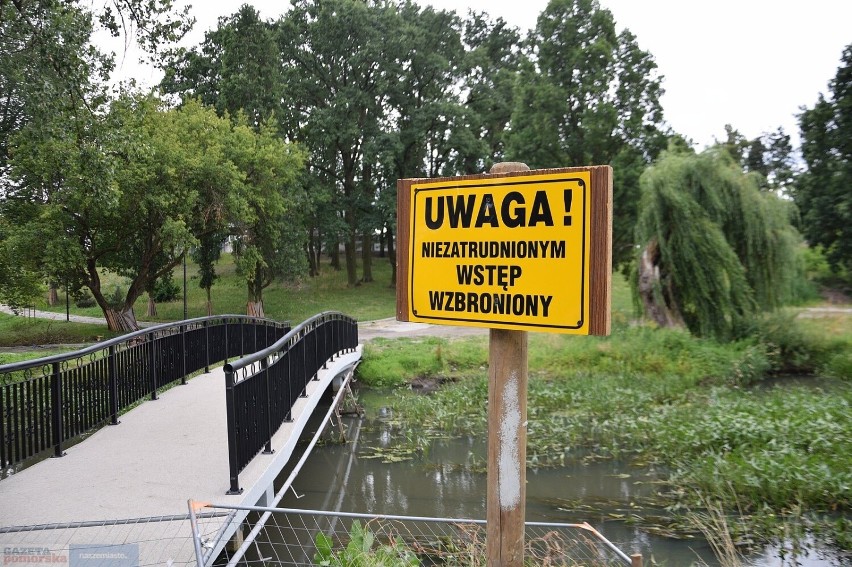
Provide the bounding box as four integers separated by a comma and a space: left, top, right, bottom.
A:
35, 254, 638, 326
36, 253, 399, 324
0, 313, 122, 348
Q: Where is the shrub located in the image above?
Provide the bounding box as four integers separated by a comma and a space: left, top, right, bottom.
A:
74, 291, 96, 308
152, 274, 181, 303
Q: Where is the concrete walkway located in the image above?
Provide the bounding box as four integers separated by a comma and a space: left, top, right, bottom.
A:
0, 304, 157, 327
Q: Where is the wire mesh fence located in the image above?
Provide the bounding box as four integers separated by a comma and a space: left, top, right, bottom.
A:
191, 504, 639, 566
0, 505, 640, 566
0, 511, 230, 566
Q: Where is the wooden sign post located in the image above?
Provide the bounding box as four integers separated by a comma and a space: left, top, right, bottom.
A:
397, 163, 612, 566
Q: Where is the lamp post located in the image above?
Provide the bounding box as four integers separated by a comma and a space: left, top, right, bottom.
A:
183, 251, 188, 320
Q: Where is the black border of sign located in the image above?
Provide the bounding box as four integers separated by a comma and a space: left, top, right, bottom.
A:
409, 176, 588, 330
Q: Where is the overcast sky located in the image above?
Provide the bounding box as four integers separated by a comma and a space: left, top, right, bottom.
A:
109, 0, 852, 150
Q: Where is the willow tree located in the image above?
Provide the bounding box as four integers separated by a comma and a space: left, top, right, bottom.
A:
635, 147, 802, 340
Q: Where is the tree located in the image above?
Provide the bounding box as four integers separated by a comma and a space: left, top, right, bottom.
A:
279, 0, 405, 287
453, 12, 522, 173
192, 231, 225, 316
505, 0, 667, 269
635, 146, 803, 340
797, 43, 852, 274
369, 2, 469, 285
0, 215, 41, 310
0, 0, 191, 312
160, 5, 284, 128
229, 119, 307, 317
728, 127, 797, 194
161, 4, 342, 290
1, 0, 192, 179
5, 95, 275, 331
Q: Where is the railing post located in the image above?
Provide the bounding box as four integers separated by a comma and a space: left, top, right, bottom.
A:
240, 319, 245, 358
353, 316, 359, 351
180, 324, 187, 385
148, 334, 158, 401
50, 361, 65, 458
225, 366, 242, 495
322, 319, 328, 370
262, 357, 273, 455
329, 319, 336, 362
312, 322, 319, 381
631, 554, 643, 567
204, 320, 210, 373
108, 345, 119, 425
224, 320, 229, 363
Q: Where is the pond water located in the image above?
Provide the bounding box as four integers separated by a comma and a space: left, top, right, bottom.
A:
275, 390, 846, 566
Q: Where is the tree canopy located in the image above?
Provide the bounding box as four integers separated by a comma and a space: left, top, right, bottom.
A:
158, 0, 670, 288
505, 0, 668, 268
12, 0, 837, 334
0, 0, 192, 178
797, 43, 852, 274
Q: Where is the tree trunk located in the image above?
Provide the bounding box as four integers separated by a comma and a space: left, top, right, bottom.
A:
314, 227, 323, 275
247, 301, 264, 318
47, 282, 58, 306
387, 226, 397, 287
361, 232, 373, 283
306, 229, 319, 277
345, 233, 358, 287
146, 294, 157, 318
329, 238, 340, 270
637, 240, 686, 329
205, 287, 213, 316
104, 307, 140, 332
246, 264, 265, 317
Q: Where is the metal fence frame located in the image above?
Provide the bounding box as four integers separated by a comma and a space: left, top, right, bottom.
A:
0, 315, 290, 474
223, 311, 359, 494
188, 504, 642, 567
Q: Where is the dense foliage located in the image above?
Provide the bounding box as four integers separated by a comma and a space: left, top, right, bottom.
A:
797, 43, 852, 276
506, 0, 668, 266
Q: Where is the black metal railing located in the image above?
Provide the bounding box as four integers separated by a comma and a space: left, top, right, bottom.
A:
223, 311, 358, 494
0, 315, 290, 476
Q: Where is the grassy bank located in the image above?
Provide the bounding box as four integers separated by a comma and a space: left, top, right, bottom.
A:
357, 316, 852, 552
0, 313, 122, 348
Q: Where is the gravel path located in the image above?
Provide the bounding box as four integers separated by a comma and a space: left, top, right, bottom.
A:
3, 304, 848, 346
0, 305, 487, 346
0, 304, 157, 327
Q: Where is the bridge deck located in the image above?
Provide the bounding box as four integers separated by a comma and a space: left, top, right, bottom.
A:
0, 347, 362, 565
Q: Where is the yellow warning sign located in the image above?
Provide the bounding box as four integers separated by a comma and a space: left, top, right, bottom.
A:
407, 172, 592, 333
